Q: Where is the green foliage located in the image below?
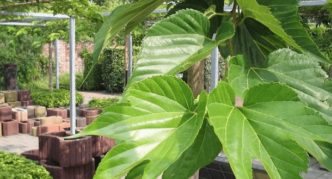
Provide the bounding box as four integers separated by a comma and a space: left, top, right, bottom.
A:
101, 48, 125, 93
88, 98, 119, 109
78, 76, 212, 179
0, 28, 48, 90
81, 49, 104, 91
311, 27, 332, 60
78, 1, 332, 179
0, 152, 51, 179
31, 89, 83, 108
128, 9, 235, 85
208, 82, 332, 179
228, 49, 332, 123
59, 73, 84, 90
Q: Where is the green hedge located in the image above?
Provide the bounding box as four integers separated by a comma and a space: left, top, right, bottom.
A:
81, 49, 104, 91
0, 152, 51, 179
88, 98, 119, 109
102, 48, 125, 93
31, 89, 83, 108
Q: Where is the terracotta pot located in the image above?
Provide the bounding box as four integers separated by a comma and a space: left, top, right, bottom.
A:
0, 92, 4, 104
86, 115, 98, 125
41, 159, 95, 179
21, 100, 33, 107
92, 136, 116, 157
35, 106, 47, 118
39, 116, 63, 126
2, 120, 18, 136
76, 117, 86, 128
4, 91, 18, 102
47, 108, 68, 119
39, 131, 93, 167
0, 106, 12, 121
18, 90, 30, 101
8, 101, 21, 108
26, 106, 36, 118
80, 108, 101, 118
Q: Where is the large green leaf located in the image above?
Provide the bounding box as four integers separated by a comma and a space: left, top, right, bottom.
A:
78, 76, 209, 179
207, 82, 332, 179
236, 0, 300, 51
257, 0, 327, 62
228, 49, 332, 123
163, 121, 221, 179
128, 9, 235, 86
93, 0, 164, 60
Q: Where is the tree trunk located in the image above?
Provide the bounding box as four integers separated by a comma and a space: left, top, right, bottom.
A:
187, 61, 205, 97
124, 34, 129, 85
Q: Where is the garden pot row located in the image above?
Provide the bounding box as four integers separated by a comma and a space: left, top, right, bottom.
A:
0, 90, 32, 108
22, 131, 115, 179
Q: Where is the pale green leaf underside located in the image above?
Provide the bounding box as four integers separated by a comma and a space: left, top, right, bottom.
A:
229, 49, 332, 123
128, 9, 235, 86
208, 82, 332, 179
79, 76, 207, 179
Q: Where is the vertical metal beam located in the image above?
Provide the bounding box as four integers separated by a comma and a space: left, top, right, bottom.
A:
69, 17, 76, 135
128, 33, 133, 78
48, 43, 53, 91
210, 34, 219, 91
54, 40, 60, 90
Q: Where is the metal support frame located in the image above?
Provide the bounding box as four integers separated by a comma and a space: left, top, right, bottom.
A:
210, 34, 219, 91
54, 40, 60, 90
128, 33, 133, 78
69, 17, 76, 135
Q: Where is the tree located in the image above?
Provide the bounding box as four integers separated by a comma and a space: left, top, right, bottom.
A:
75, 0, 332, 179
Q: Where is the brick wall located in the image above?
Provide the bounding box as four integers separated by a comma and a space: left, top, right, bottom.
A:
42, 41, 94, 74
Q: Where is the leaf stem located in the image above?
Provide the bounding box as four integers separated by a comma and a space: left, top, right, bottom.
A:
208, 12, 230, 19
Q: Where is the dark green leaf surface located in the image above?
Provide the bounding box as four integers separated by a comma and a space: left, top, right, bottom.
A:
257, 0, 328, 62
78, 76, 208, 179
208, 82, 332, 179
128, 9, 235, 86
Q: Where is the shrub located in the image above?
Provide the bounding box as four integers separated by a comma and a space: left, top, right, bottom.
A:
59, 73, 84, 90
88, 98, 119, 109
80, 49, 104, 91
101, 48, 125, 93
31, 89, 83, 108
0, 152, 51, 179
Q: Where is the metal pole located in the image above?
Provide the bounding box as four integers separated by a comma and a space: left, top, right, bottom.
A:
210, 34, 219, 91
128, 33, 133, 78
54, 40, 60, 90
69, 17, 76, 135
48, 43, 53, 91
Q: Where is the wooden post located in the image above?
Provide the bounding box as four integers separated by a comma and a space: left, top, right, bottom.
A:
187, 61, 205, 97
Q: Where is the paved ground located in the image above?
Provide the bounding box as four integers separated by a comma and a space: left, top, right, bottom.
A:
79, 91, 121, 104
0, 134, 38, 154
